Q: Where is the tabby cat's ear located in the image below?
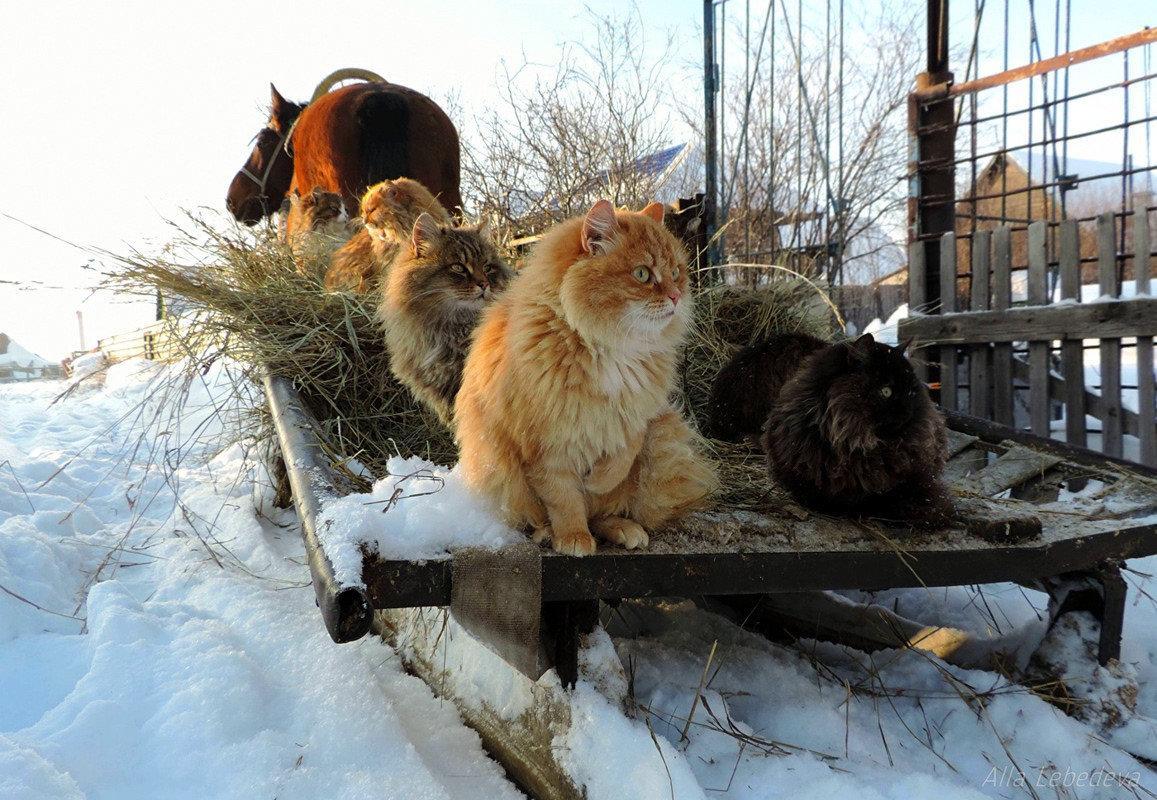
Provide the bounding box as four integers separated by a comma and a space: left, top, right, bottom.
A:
640, 201, 665, 224
412, 212, 442, 255
581, 199, 619, 256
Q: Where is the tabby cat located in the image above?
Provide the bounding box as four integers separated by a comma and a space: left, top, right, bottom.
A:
760, 333, 951, 525
454, 199, 719, 556
326, 178, 450, 292
379, 213, 512, 425
284, 188, 353, 276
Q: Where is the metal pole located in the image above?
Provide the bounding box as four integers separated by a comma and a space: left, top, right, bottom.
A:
704, 0, 720, 277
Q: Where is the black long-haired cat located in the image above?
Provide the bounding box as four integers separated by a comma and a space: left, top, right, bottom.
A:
760, 333, 951, 525
706, 333, 828, 441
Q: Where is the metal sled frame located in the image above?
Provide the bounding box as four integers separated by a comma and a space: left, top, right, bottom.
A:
266, 373, 1157, 681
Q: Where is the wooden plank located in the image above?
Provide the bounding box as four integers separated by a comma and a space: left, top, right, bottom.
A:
1010, 355, 1144, 438
362, 512, 1157, 608
375, 608, 584, 800
1134, 203, 1155, 466
1059, 219, 1087, 449
956, 444, 1063, 497
946, 429, 978, 457
1098, 212, 1123, 457
939, 232, 958, 411
944, 409, 1157, 476
969, 230, 992, 418
1027, 221, 1051, 437
908, 241, 928, 383
992, 226, 1015, 425
738, 591, 1017, 671
896, 296, 1157, 343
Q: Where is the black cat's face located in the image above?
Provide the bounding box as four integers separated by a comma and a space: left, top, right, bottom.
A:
852, 337, 925, 434
811, 334, 928, 452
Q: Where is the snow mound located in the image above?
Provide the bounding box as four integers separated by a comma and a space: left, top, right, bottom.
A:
317, 456, 522, 585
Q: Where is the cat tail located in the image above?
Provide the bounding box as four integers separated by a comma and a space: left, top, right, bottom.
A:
629, 410, 720, 530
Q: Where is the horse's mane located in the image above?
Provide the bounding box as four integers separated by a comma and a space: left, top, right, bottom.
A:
310, 68, 387, 102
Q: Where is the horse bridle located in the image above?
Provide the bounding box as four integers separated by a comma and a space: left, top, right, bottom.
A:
237, 118, 300, 209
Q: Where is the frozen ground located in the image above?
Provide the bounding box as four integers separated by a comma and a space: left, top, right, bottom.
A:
2, 359, 1156, 799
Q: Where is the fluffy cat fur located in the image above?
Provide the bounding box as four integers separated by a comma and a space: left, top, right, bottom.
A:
326, 178, 451, 292
455, 199, 719, 556
706, 333, 828, 441
760, 334, 951, 525
284, 188, 354, 275
379, 213, 512, 425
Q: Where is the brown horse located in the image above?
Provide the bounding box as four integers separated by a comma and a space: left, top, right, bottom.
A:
226, 81, 462, 229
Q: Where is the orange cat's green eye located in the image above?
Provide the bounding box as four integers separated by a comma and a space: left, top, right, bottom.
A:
632, 266, 651, 283
672, 267, 681, 280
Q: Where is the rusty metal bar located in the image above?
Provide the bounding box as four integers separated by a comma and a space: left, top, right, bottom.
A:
264, 371, 372, 643
915, 27, 1157, 101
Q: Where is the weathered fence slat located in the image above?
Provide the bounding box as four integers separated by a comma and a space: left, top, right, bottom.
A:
908, 241, 929, 384
897, 298, 1157, 343
1027, 221, 1050, 437
1134, 204, 1155, 466
992, 226, 1014, 425
939, 232, 958, 411
1098, 212, 1123, 457
969, 230, 992, 418
1059, 219, 1087, 449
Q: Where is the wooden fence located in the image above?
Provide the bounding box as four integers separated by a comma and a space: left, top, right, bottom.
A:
97, 319, 191, 365
900, 211, 1156, 466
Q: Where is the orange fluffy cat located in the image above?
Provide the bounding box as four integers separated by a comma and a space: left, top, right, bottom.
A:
325, 178, 450, 292
455, 200, 718, 555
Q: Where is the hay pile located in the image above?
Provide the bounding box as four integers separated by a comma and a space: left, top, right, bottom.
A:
112, 219, 836, 484
113, 220, 454, 476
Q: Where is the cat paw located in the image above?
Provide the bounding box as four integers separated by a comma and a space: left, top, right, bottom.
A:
533, 526, 598, 556
590, 516, 649, 550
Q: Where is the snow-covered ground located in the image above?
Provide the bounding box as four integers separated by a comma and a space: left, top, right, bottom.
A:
3, 360, 1157, 799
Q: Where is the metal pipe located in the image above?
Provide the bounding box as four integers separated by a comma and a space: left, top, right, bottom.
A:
915, 27, 1157, 101
703, 0, 720, 276
263, 371, 372, 643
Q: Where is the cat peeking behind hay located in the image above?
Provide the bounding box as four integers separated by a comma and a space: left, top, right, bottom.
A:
284, 188, 353, 275
379, 213, 512, 425
326, 178, 451, 292
710, 332, 951, 526
454, 199, 719, 556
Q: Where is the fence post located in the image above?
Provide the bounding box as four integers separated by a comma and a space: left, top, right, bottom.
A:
939, 232, 958, 411
1134, 203, 1155, 466
1027, 221, 1050, 437
969, 229, 991, 418
908, 241, 928, 383
1097, 212, 1123, 457
992, 225, 1014, 425
1059, 220, 1086, 449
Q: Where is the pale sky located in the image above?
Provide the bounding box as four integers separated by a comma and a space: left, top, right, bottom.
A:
1, 1, 1152, 361
0, 0, 696, 360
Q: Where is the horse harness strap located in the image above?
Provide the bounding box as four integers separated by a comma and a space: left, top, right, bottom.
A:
239, 125, 292, 199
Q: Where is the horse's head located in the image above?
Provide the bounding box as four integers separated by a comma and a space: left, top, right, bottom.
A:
226, 84, 304, 225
